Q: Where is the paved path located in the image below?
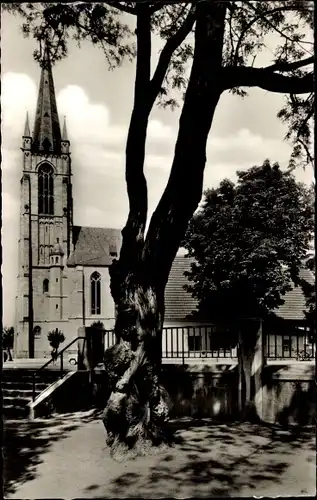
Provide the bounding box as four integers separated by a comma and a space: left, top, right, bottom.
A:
4, 411, 316, 498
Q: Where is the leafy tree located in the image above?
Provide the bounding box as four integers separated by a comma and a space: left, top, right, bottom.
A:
47, 328, 65, 360
183, 160, 314, 417
2, 326, 14, 361
4, 1, 314, 452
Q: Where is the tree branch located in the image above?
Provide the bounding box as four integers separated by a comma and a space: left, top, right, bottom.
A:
144, 2, 227, 288
265, 55, 314, 73
119, 5, 152, 267
223, 66, 314, 94
134, 4, 151, 96
149, 5, 195, 99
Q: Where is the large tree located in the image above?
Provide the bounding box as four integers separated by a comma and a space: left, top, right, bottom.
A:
183, 161, 314, 416
5, 1, 314, 454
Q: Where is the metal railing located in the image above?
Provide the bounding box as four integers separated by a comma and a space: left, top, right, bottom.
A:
265, 332, 315, 360
32, 336, 86, 401
102, 325, 237, 363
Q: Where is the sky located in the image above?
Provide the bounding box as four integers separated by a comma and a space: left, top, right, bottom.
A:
1, 9, 314, 326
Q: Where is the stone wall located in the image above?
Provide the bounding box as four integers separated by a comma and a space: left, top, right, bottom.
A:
161, 364, 238, 419
261, 363, 316, 426
40, 360, 315, 429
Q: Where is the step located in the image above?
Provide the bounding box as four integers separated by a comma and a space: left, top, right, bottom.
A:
3, 396, 31, 406
2, 370, 62, 380
2, 388, 42, 398
3, 405, 30, 419
1, 381, 51, 391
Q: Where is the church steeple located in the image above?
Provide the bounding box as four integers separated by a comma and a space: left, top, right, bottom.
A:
32, 43, 61, 154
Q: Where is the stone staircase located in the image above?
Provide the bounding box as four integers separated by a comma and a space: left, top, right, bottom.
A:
2, 369, 62, 419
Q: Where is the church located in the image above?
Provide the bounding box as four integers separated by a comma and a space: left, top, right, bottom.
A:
14, 48, 122, 358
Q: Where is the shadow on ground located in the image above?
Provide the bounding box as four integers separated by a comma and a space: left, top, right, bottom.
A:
86, 419, 316, 498
3, 409, 101, 496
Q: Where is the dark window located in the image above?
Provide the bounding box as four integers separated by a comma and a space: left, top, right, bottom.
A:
91, 271, 101, 315
56, 278, 58, 283
33, 325, 41, 338
43, 279, 49, 293
42, 138, 51, 152
56, 304, 58, 309
38, 164, 54, 215
55, 257, 58, 264
188, 335, 202, 351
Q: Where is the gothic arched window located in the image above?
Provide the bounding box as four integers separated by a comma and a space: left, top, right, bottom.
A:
38, 164, 54, 215
43, 279, 49, 293
90, 271, 101, 315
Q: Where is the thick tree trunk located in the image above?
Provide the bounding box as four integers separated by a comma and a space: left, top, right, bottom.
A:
103, 2, 227, 458
103, 277, 171, 458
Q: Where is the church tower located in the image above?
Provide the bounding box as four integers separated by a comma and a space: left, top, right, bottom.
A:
15, 46, 73, 358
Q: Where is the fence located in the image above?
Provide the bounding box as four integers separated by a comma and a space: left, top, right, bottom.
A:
102, 325, 237, 361
265, 332, 315, 360
102, 327, 315, 362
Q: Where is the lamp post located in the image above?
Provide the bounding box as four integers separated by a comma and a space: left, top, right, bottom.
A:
26, 175, 34, 358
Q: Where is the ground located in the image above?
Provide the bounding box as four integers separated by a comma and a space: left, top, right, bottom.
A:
3, 410, 316, 498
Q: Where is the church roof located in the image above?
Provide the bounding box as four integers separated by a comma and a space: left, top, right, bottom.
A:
32, 44, 62, 154
67, 226, 122, 267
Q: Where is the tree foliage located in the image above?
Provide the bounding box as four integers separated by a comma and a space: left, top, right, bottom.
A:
47, 328, 65, 350
183, 161, 314, 322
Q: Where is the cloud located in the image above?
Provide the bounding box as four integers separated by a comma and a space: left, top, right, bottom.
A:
207, 128, 292, 170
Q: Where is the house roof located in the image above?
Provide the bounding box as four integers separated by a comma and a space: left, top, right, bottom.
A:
273, 267, 314, 321
67, 226, 122, 267
164, 256, 197, 321
164, 255, 314, 322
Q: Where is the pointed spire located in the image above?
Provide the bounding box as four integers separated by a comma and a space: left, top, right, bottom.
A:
62, 116, 68, 141
23, 111, 31, 137
32, 41, 61, 154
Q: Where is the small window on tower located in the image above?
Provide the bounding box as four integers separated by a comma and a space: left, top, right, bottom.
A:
33, 325, 41, 338
44, 112, 49, 117
56, 278, 58, 283
56, 304, 58, 309
55, 257, 58, 264
43, 279, 49, 293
